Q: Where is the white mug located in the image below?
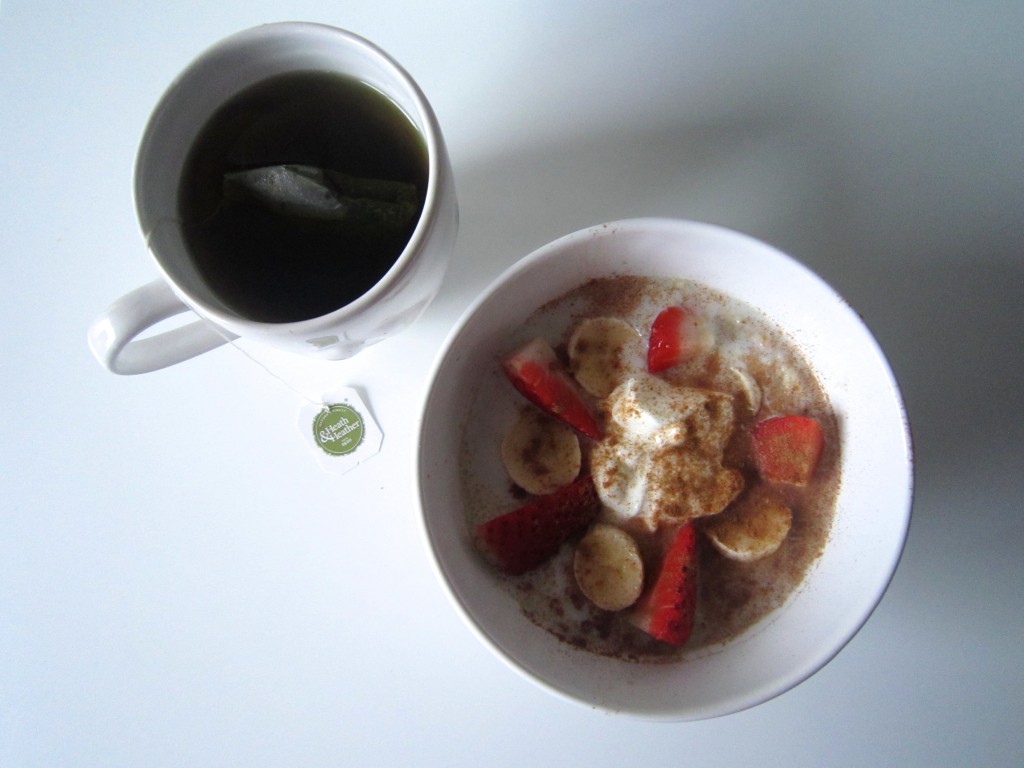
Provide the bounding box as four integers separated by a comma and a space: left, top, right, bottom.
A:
88, 23, 458, 374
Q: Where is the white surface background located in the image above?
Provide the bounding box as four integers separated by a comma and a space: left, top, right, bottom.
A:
2, 1, 1022, 766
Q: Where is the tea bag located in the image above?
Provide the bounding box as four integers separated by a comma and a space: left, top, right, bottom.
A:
223, 164, 418, 233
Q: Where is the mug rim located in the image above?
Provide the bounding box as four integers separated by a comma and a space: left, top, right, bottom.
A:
134, 21, 446, 332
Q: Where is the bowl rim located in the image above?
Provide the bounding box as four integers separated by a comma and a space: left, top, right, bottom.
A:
416, 217, 914, 720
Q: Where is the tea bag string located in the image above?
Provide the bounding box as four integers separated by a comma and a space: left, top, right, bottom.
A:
207, 321, 385, 476
206, 322, 326, 408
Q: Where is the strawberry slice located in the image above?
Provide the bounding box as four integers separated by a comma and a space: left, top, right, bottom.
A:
628, 523, 698, 646
647, 306, 711, 373
751, 414, 824, 485
502, 337, 603, 439
475, 475, 600, 575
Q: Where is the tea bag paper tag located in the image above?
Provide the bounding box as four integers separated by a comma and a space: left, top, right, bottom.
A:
299, 388, 382, 474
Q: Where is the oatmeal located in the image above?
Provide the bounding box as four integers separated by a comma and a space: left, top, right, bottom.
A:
460, 275, 841, 662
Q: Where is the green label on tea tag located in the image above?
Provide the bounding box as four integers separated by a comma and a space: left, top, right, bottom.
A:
300, 388, 382, 474
313, 404, 364, 456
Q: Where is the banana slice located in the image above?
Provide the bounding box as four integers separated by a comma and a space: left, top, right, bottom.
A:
703, 491, 792, 562
573, 523, 644, 611
501, 408, 582, 495
568, 317, 642, 398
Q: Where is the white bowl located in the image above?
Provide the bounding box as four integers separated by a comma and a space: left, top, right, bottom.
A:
416, 218, 913, 720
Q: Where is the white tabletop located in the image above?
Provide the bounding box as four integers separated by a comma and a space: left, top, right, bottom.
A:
3, 2, 1023, 765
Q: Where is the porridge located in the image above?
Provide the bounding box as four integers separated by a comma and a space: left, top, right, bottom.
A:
459, 275, 841, 662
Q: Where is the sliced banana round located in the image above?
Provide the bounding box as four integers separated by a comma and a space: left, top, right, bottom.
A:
568, 317, 642, 398
703, 492, 792, 562
501, 407, 582, 495
573, 523, 645, 611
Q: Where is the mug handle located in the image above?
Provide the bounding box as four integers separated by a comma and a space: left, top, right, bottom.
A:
87, 279, 235, 375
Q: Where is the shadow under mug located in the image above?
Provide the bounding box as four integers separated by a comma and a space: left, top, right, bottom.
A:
88, 22, 458, 375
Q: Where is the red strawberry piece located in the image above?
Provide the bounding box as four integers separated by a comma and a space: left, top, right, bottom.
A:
751, 414, 824, 485
475, 475, 600, 575
646, 306, 711, 373
628, 523, 698, 646
502, 337, 603, 440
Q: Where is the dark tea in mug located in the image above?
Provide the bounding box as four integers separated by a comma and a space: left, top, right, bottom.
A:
177, 70, 428, 324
